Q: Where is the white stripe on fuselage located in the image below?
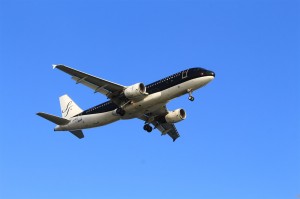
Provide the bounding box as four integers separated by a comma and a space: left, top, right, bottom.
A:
55, 76, 214, 131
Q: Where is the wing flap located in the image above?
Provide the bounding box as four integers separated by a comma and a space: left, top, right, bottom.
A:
153, 122, 180, 142
53, 65, 125, 97
72, 76, 110, 96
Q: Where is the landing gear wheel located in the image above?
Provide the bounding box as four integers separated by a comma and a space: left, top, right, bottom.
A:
187, 89, 195, 101
116, 108, 126, 116
143, 124, 153, 133
188, 96, 195, 101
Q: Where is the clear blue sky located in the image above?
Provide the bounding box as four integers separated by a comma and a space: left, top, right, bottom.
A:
0, 0, 299, 199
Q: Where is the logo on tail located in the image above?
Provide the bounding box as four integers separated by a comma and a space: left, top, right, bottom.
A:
62, 101, 73, 118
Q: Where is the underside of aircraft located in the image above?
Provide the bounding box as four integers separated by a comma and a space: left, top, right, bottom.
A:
37, 65, 215, 141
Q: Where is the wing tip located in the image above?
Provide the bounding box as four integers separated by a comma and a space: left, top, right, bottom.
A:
36, 112, 45, 116
52, 64, 65, 69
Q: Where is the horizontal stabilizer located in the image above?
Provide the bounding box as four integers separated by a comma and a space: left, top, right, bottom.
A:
37, 112, 70, 125
70, 130, 84, 139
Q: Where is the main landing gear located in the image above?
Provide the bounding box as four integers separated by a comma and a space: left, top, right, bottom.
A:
143, 124, 153, 133
116, 107, 126, 116
187, 89, 195, 101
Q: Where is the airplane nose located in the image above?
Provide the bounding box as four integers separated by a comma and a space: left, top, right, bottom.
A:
211, 72, 215, 77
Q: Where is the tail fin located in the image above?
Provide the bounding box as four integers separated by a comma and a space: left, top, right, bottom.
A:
59, 94, 83, 119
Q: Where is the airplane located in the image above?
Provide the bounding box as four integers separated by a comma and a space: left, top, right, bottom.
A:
37, 65, 215, 142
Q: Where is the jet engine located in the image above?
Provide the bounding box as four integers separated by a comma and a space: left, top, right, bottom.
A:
165, 108, 186, 123
124, 83, 147, 101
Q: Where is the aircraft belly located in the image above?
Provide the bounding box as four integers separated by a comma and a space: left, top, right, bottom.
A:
123, 92, 163, 119
65, 111, 120, 130
83, 111, 120, 128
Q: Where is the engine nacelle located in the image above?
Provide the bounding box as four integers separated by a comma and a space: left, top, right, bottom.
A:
165, 108, 186, 123
124, 83, 147, 101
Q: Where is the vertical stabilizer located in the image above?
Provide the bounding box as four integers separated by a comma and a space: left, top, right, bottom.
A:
59, 94, 83, 119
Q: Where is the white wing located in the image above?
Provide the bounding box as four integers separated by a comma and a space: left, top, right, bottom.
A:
53, 64, 126, 104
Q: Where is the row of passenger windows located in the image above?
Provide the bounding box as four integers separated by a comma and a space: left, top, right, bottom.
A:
86, 102, 111, 113
148, 72, 181, 88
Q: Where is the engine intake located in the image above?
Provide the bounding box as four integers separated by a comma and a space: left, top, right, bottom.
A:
124, 83, 147, 101
165, 108, 186, 123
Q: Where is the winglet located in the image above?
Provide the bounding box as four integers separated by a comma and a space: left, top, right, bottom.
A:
52, 64, 58, 69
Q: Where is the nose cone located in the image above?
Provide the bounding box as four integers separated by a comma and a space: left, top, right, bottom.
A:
197, 69, 215, 84
205, 70, 215, 84
200, 69, 215, 78
205, 69, 215, 77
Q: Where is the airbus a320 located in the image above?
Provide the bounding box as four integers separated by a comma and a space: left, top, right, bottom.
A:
37, 65, 215, 141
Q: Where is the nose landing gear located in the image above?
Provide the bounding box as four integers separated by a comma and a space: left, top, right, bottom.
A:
188, 96, 195, 101
187, 89, 195, 101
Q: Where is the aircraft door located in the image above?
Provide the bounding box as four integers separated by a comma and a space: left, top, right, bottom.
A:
182, 70, 189, 79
